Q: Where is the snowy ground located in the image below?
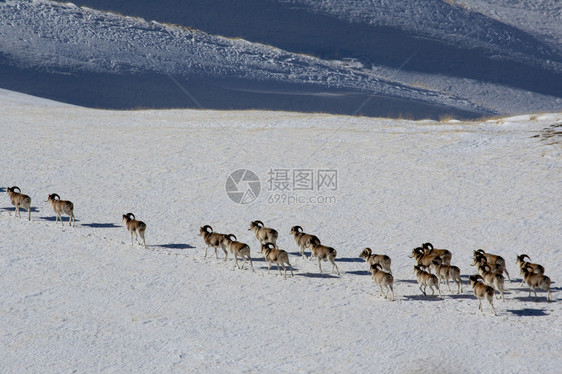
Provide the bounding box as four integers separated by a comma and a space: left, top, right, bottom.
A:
1, 89, 561, 373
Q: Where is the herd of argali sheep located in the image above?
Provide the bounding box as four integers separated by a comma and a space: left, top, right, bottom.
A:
4, 186, 554, 316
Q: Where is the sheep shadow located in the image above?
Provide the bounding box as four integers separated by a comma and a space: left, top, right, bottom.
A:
153, 243, 195, 250
38, 216, 79, 223
287, 251, 305, 257
507, 308, 549, 317
258, 265, 299, 273
397, 279, 419, 284
82, 222, 121, 228
402, 294, 443, 302
2, 206, 40, 213
335, 257, 363, 263
0, 187, 6, 193
296, 272, 339, 279
512, 295, 554, 303
446, 293, 475, 300
346, 270, 370, 276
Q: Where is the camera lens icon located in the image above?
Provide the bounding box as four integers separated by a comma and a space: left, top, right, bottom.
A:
225, 169, 261, 204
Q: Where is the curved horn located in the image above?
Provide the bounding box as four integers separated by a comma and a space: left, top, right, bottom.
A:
227, 234, 237, 241
295, 225, 303, 232
364, 247, 372, 255
475, 249, 485, 255
371, 263, 382, 271
202, 225, 213, 233
11, 186, 21, 193
470, 274, 482, 281
422, 242, 434, 250
254, 220, 264, 228
266, 242, 275, 249
52, 193, 60, 200
521, 254, 531, 261
125, 213, 136, 219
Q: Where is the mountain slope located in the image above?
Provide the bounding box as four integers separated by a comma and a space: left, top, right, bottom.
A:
56, 0, 562, 96
0, 0, 492, 119
0, 0, 560, 117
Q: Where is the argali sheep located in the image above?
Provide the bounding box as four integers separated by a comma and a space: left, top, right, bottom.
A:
259, 242, 294, 279
473, 249, 510, 281
310, 242, 340, 275
429, 260, 462, 294
289, 225, 320, 258
249, 220, 278, 247
122, 213, 146, 248
521, 265, 552, 301
410, 247, 442, 272
370, 263, 394, 301
359, 248, 392, 274
46, 193, 75, 227
516, 254, 545, 286
6, 186, 32, 220
414, 265, 441, 297
422, 242, 452, 266
472, 253, 510, 284
468, 275, 497, 316
224, 234, 254, 271
476, 263, 506, 301
198, 225, 228, 259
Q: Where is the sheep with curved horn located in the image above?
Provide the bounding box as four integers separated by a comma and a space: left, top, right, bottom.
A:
359, 248, 392, 274
224, 234, 254, 271
198, 225, 228, 259
370, 263, 395, 301
414, 265, 441, 297
429, 260, 462, 294
468, 275, 497, 316
422, 242, 452, 266
475, 262, 506, 301
473, 249, 510, 281
410, 247, 442, 273
249, 220, 278, 247
290, 225, 320, 259
521, 265, 552, 301
122, 213, 146, 248
6, 186, 32, 220
310, 242, 340, 275
259, 242, 293, 279
516, 254, 545, 286
46, 193, 75, 227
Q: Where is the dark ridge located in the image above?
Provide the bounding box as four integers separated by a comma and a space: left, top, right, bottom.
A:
0, 62, 485, 120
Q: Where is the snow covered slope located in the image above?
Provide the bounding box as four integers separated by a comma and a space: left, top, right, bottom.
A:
0, 0, 560, 117
449, 0, 562, 50
47, 0, 562, 111
1, 90, 561, 373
